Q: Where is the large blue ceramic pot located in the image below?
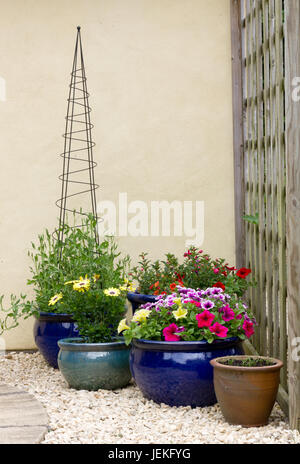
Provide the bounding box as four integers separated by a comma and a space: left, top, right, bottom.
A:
58, 337, 132, 391
127, 292, 157, 313
33, 312, 79, 369
130, 337, 244, 408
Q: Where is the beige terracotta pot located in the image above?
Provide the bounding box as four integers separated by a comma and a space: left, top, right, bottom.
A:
210, 355, 283, 427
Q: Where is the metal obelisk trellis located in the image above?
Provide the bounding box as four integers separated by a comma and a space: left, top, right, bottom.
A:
56, 26, 99, 246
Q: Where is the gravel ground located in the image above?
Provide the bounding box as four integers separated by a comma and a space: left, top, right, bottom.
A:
0, 351, 299, 444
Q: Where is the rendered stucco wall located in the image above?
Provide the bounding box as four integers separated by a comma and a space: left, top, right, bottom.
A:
0, 0, 234, 349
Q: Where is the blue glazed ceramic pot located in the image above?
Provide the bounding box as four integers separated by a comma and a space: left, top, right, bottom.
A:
130, 338, 244, 407
33, 312, 79, 369
57, 338, 132, 391
127, 292, 157, 313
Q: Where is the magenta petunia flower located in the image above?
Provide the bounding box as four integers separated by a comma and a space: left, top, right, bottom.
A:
243, 320, 255, 338
221, 305, 235, 322
196, 310, 215, 328
209, 322, 228, 338
163, 323, 184, 341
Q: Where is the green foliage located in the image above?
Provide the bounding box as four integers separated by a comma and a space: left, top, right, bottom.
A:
51, 279, 128, 343
130, 247, 254, 297
27, 215, 129, 313
243, 213, 259, 226
0, 215, 130, 336
220, 357, 275, 368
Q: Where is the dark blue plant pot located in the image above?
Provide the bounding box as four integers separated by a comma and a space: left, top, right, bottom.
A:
57, 338, 132, 391
130, 337, 244, 408
33, 312, 79, 369
127, 292, 157, 313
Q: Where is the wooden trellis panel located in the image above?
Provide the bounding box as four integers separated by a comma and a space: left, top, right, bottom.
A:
231, 0, 300, 430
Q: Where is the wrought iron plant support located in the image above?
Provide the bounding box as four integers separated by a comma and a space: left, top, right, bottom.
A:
55, 26, 99, 247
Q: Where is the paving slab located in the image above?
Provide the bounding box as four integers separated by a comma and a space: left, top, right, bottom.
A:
0, 384, 48, 444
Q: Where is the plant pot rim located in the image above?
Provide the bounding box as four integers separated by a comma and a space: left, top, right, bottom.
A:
35, 312, 75, 322
210, 355, 283, 372
58, 337, 129, 352
132, 337, 242, 352
127, 291, 157, 300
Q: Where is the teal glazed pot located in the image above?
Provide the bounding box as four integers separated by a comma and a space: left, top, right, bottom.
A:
57, 338, 131, 391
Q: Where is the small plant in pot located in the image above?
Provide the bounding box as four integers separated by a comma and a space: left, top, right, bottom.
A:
56, 276, 133, 391
0, 215, 130, 368
120, 286, 257, 407
210, 355, 283, 427
128, 248, 254, 311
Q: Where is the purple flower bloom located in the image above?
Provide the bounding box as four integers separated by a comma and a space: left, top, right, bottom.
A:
201, 300, 215, 310
210, 287, 223, 295
221, 305, 235, 322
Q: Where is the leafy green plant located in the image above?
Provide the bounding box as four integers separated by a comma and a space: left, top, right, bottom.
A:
48, 276, 129, 343
220, 357, 275, 368
130, 247, 254, 297
0, 215, 130, 334
243, 213, 259, 226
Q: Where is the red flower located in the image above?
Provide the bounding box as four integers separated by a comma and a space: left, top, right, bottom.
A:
170, 283, 177, 291
160, 291, 167, 295
225, 266, 236, 272
196, 311, 215, 328
209, 323, 228, 338
191, 300, 202, 308
163, 323, 184, 342
213, 282, 225, 291
243, 320, 255, 338
236, 268, 252, 279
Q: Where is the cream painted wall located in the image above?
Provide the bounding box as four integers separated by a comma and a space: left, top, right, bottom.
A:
0, 0, 234, 349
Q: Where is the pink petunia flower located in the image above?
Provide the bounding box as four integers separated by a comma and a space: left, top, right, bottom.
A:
163, 323, 184, 342
209, 322, 229, 338
243, 320, 255, 338
221, 305, 235, 322
196, 310, 215, 328
191, 300, 202, 308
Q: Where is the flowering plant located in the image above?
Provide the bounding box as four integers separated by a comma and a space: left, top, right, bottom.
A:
119, 286, 256, 345
47, 276, 136, 343
130, 248, 253, 297
0, 215, 131, 335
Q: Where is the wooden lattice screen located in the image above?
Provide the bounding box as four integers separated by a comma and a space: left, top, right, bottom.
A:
231, 0, 300, 431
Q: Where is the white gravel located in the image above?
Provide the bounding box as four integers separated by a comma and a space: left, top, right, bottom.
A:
0, 351, 299, 444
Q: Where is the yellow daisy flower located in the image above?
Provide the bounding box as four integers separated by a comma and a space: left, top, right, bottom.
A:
117, 319, 130, 334
73, 275, 90, 293
48, 293, 63, 306
93, 274, 100, 282
132, 309, 151, 323
104, 288, 121, 297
